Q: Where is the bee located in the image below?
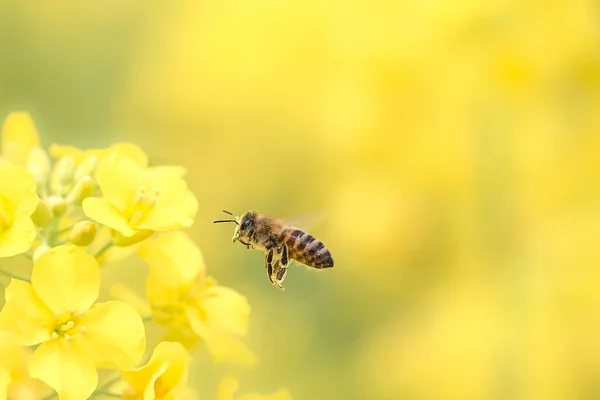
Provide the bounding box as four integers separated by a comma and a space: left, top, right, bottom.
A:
213, 210, 334, 290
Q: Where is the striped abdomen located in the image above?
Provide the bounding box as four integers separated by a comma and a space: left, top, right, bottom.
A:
280, 228, 334, 269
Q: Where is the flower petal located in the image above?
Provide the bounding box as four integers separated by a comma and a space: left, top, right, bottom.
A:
140, 232, 206, 306
0, 279, 54, 346
31, 245, 100, 315
1, 112, 40, 166
122, 355, 168, 397
0, 166, 38, 213
123, 341, 189, 399
0, 367, 9, 400
79, 301, 146, 369
109, 143, 149, 168
29, 339, 97, 400
82, 197, 136, 237
109, 283, 152, 318
0, 218, 36, 258
185, 306, 256, 366
95, 154, 143, 214
137, 190, 198, 232
202, 286, 250, 336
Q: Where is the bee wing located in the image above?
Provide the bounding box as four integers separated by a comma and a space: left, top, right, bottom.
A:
284, 211, 328, 231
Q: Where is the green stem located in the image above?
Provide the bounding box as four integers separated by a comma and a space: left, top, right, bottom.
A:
56, 224, 75, 236
94, 241, 114, 258
0, 269, 31, 282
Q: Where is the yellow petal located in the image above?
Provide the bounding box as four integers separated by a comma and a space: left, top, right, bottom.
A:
82, 197, 136, 237
139, 232, 206, 305
202, 286, 250, 337
48, 144, 88, 162
109, 143, 149, 168
0, 280, 54, 346
150, 342, 189, 395
31, 245, 99, 315
29, 339, 97, 400
1, 112, 40, 165
0, 367, 9, 400
122, 351, 167, 395
109, 283, 152, 318
123, 341, 189, 399
0, 218, 37, 257
137, 189, 198, 232
0, 166, 39, 257
185, 306, 256, 366
217, 376, 239, 400
95, 154, 143, 214
161, 325, 200, 351
0, 166, 38, 212
79, 301, 146, 369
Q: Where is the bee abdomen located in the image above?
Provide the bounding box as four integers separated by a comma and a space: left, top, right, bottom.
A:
281, 229, 334, 269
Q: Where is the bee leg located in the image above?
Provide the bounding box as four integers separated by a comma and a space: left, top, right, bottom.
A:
265, 248, 275, 284
272, 243, 289, 290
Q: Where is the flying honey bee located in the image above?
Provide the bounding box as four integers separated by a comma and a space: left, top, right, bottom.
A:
213, 210, 334, 290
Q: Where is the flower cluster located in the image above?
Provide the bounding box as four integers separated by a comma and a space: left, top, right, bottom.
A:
0, 112, 292, 400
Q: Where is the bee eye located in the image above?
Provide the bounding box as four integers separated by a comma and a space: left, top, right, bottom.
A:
241, 219, 252, 229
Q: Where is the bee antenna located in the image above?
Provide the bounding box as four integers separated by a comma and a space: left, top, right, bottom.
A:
213, 219, 239, 225
222, 210, 236, 217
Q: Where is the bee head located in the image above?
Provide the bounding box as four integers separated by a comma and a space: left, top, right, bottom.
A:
213, 210, 257, 244
233, 211, 257, 243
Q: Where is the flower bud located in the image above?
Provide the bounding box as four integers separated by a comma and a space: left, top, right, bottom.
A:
30, 199, 52, 227
33, 244, 51, 262
70, 221, 97, 246
112, 229, 153, 247
26, 147, 51, 187
65, 176, 94, 206
74, 156, 98, 182
46, 195, 68, 218
49, 156, 75, 196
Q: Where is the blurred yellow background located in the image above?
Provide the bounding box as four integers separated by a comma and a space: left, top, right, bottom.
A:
2, 0, 600, 399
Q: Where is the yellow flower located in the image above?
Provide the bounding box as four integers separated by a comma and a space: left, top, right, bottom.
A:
218, 377, 292, 400
1, 112, 40, 166
0, 166, 39, 257
0, 245, 146, 400
122, 341, 192, 400
139, 232, 255, 365
0, 331, 50, 400
49, 142, 149, 167
82, 154, 197, 238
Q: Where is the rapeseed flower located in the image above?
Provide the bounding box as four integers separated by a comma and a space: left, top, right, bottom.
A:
122, 341, 193, 400
0, 245, 146, 400
0, 166, 39, 257
49, 142, 149, 168
1, 112, 39, 166
139, 232, 255, 365
83, 153, 197, 238
0, 331, 49, 400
